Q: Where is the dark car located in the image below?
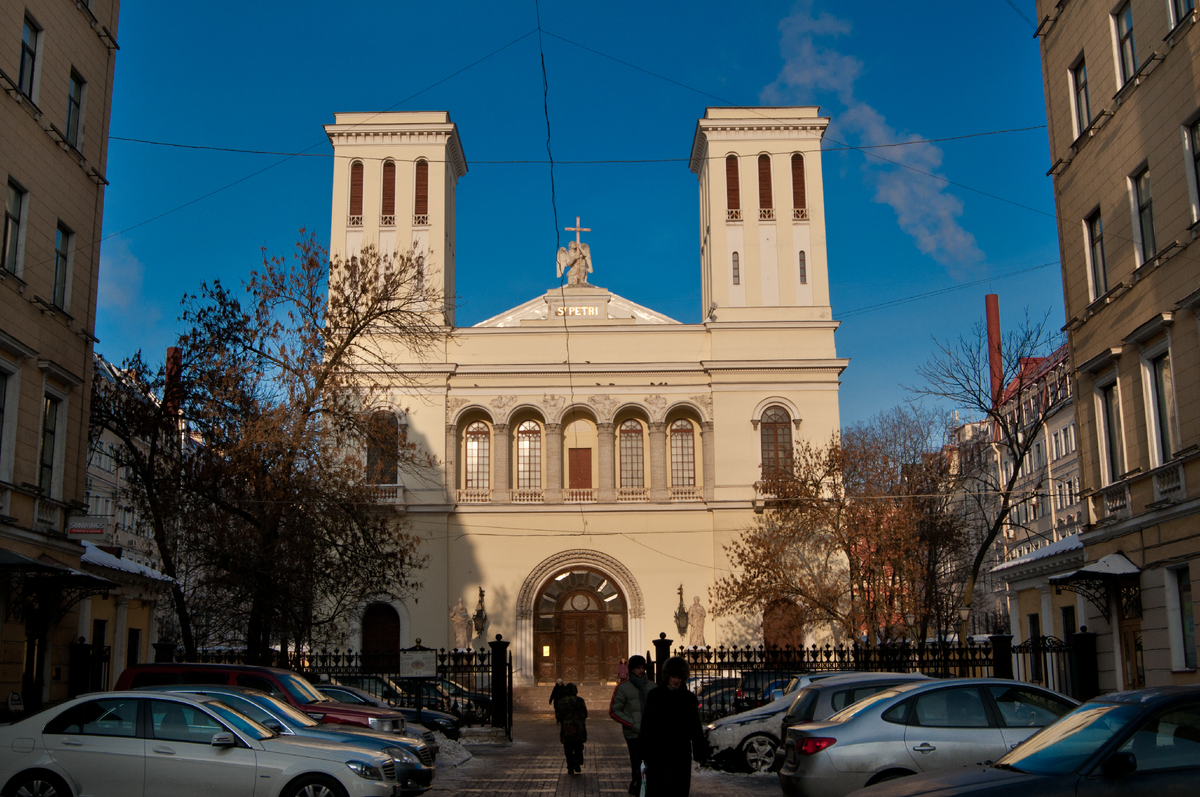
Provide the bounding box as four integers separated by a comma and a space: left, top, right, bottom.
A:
115, 662, 410, 735
318, 682, 462, 741
846, 685, 1200, 797
735, 669, 808, 712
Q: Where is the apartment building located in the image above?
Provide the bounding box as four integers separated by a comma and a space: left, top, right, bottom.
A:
1, 0, 121, 712
1036, 0, 1199, 689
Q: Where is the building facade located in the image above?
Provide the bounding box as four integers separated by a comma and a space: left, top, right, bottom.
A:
324, 107, 847, 684
1037, 0, 1199, 689
1, 0, 120, 711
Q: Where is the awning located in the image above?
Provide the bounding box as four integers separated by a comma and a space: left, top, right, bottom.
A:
1, 547, 118, 623
1049, 553, 1141, 619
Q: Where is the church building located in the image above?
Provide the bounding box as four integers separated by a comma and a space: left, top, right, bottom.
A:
324, 107, 847, 685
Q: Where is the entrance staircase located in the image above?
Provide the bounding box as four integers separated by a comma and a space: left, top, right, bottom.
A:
512, 682, 620, 715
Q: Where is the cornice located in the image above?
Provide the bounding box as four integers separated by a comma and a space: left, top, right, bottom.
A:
384, 359, 848, 377
323, 123, 468, 180
689, 117, 830, 172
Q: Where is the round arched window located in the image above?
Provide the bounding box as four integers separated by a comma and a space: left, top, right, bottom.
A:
465, 422, 490, 489
760, 407, 792, 475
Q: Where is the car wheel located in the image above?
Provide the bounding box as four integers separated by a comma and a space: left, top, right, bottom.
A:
6, 772, 72, 797
280, 775, 348, 797
739, 733, 778, 772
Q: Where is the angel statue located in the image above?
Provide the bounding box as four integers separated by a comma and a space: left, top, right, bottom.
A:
556, 240, 593, 286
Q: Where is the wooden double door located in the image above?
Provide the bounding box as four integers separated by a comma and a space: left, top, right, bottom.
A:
537, 611, 626, 683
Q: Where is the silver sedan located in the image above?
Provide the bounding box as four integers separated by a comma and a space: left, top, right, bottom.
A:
777, 678, 1079, 797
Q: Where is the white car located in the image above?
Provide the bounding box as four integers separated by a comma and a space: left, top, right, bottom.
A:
705, 672, 929, 772
0, 690, 410, 797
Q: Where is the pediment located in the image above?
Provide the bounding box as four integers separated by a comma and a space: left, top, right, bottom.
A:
473, 287, 679, 328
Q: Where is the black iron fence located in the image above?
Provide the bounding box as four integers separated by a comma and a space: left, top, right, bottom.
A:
1012, 632, 1098, 702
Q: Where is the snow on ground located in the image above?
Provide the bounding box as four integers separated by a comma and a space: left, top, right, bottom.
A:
433, 732, 473, 768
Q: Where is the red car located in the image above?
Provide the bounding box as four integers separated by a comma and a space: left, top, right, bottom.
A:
115, 663, 410, 735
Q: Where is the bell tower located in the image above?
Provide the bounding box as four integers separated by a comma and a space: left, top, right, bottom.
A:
689, 107, 831, 323
324, 112, 468, 325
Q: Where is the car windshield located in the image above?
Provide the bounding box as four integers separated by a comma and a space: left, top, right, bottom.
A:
995, 703, 1142, 775
253, 694, 321, 727
827, 687, 904, 723
277, 672, 329, 705
203, 700, 276, 741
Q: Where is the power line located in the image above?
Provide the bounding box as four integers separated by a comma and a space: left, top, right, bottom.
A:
838, 260, 1061, 318
1002, 0, 1037, 29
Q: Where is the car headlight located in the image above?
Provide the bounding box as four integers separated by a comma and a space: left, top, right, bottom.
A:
386, 746, 421, 765
368, 717, 393, 733
346, 760, 384, 780
705, 722, 716, 731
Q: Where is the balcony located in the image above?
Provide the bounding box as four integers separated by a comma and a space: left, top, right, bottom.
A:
726, 209, 742, 221
380, 214, 395, 227
413, 214, 429, 227
617, 487, 649, 503
34, 498, 62, 533
1093, 483, 1130, 523
1150, 460, 1186, 505
563, 488, 596, 503
759, 208, 775, 221
669, 486, 702, 502
369, 484, 405, 511
347, 215, 363, 228
456, 488, 491, 504
793, 208, 809, 221
512, 489, 545, 504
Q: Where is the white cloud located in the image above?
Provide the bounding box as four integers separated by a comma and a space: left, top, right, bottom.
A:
762, 2, 985, 272
97, 236, 145, 313
96, 236, 165, 357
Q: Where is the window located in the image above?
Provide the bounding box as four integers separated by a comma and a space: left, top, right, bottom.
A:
619, 420, 644, 488
1072, 60, 1091, 136
1150, 351, 1177, 463
1191, 120, 1200, 220
413, 159, 429, 223
758, 154, 773, 217
988, 686, 1075, 727
1117, 703, 1200, 771
791, 153, 806, 216
516, 420, 541, 489
798, 251, 807, 284
1101, 381, 1125, 482
1134, 168, 1156, 263
18, 17, 39, 100
0, 370, 8, 466
39, 394, 61, 493
365, 412, 398, 485
1173, 0, 1196, 26
45, 698, 138, 737
1062, 605, 1077, 636
725, 155, 740, 219
1176, 568, 1196, 670
381, 160, 396, 225
1086, 212, 1107, 297
151, 699, 227, 745
912, 687, 990, 728
66, 71, 84, 148
126, 628, 141, 668
732, 251, 740, 285
3, 181, 25, 275
1115, 3, 1137, 84
670, 419, 695, 487
464, 421, 490, 489
348, 161, 363, 224
760, 407, 792, 475
53, 222, 71, 309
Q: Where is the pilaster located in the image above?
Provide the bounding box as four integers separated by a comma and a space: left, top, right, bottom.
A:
649, 422, 668, 503
493, 424, 511, 503
597, 423, 616, 502
545, 423, 564, 504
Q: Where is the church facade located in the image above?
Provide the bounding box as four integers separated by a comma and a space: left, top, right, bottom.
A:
324, 107, 847, 685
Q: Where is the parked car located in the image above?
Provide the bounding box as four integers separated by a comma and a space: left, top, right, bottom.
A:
430, 676, 491, 719
316, 682, 461, 742
0, 690, 407, 797
697, 686, 742, 722
706, 672, 929, 772
777, 678, 1079, 797
734, 669, 810, 712
332, 673, 471, 719
138, 684, 436, 792
115, 662, 410, 735
848, 685, 1200, 796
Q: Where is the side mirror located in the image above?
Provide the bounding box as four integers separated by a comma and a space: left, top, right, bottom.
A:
210, 732, 237, 748
1100, 751, 1137, 778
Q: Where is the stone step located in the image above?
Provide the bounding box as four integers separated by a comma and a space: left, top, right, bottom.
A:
512, 684, 620, 714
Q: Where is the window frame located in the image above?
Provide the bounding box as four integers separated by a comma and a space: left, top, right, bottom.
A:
516, 420, 542, 490
1132, 167, 1156, 265
1114, 2, 1138, 86
18, 15, 43, 103
3, 180, 29, 277
731, 251, 740, 285
66, 69, 86, 149
1085, 210, 1107, 300
1140, 338, 1179, 467
1070, 57, 1091, 138
1171, 0, 1196, 27
669, 419, 696, 488
348, 160, 364, 224
464, 421, 490, 490
619, 419, 645, 489
798, 251, 807, 284
53, 221, 73, 310
1184, 117, 1200, 224
1164, 565, 1197, 672
759, 406, 793, 476
0, 359, 18, 488
1094, 370, 1126, 485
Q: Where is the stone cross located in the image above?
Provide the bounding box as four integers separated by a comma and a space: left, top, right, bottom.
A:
564, 216, 591, 246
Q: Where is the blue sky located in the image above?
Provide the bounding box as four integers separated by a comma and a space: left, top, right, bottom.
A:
96, 1, 1060, 426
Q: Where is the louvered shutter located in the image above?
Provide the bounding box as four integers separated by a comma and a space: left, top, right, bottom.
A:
791, 154, 806, 210
414, 160, 429, 216
381, 161, 396, 216
758, 154, 773, 210
349, 161, 364, 216
725, 155, 740, 210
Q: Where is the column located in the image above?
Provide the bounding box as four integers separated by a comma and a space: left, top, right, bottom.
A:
597, 422, 616, 502
444, 424, 458, 502
700, 421, 715, 502
111, 596, 129, 691
546, 423, 564, 504
492, 423, 511, 503
649, 422, 668, 502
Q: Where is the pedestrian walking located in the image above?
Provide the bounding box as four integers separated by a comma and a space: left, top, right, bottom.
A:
548, 677, 567, 709
555, 683, 588, 774
617, 657, 629, 680
610, 654, 655, 796
639, 656, 707, 797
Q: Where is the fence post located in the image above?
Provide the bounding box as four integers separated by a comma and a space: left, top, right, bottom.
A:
652, 633, 673, 684
1068, 630, 1099, 701
989, 634, 1014, 679
488, 634, 510, 731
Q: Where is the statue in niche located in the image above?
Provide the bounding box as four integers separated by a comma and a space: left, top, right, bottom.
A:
556, 240, 594, 286
687, 596, 707, 648
450, 598, 471, 650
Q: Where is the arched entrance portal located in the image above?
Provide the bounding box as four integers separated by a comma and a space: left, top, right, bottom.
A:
361, 603, 401, 671
534, 569, 627, 683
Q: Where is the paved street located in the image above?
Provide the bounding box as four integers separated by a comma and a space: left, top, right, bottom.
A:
431, 689, 779, 797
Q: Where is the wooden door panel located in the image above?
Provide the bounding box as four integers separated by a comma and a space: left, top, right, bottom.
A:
569, 449, 592, 489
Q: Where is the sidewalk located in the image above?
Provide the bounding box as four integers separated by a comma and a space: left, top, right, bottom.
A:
430, 702, 779, 797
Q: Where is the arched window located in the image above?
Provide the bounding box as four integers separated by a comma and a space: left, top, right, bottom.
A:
516, 421, 542, 489
366, 412, 399, 485
619, 420, 644, 488
670, 420, 695, 487
381, 160, 396, 226
348, 161, 364, 225
413, 160, 429, 225
798, 251, 807, 285
791, 153, 807, 219
758, 154, 773, 219
465, 421, 490, 489
725, 155, 740, 220
760, 407, 792, 475
732, 251, 740, 285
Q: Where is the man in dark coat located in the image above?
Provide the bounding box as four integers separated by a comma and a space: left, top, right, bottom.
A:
555, 683, 588, 774
639, 657, 707, 797
548, 678, 567, 709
